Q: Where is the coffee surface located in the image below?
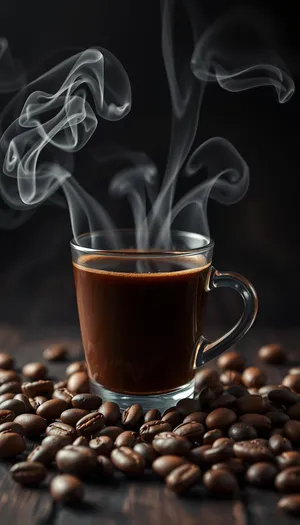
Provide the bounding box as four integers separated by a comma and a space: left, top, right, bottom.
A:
73, 254, 210, 394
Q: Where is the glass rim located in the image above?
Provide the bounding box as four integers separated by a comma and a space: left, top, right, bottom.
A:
70, 229, 215, 258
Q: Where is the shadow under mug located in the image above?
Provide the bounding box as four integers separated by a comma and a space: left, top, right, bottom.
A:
71, 230, 258, 411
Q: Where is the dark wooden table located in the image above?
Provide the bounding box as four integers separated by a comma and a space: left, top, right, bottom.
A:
0, 324, 299, 525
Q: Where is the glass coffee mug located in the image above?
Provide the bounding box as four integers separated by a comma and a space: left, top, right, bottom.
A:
71, 230, 258, 410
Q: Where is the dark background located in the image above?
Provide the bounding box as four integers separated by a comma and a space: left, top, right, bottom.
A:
0, 0, 298, 330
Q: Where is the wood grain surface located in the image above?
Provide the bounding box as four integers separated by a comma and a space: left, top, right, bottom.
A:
0, 325, 299, 525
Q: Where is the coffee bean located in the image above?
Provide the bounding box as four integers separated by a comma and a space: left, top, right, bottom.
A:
67, 372, 89, 394
10, 461, 47, 486
173, 421, 205, 442
268, 388, 299, 406
183, 412, 207, 425
275, 466, 300, 492
50, 474, 84, 504
282, 375, 300, 393
0, 369, 20, 385
0, 399, 25, 416
0, 409, 15, 424
29, 396, 48, 411
166, 463, 201, 494
217, 351, 245, 372
46, 421, 77, 439
194, 369, 220, 391
258, 343, 286, 364
42, 435, 73, 450
27, 445, 57, 466
36, 399, 69, 421
162, 410, 183, 429
211, 458, 245, 475
203, 443, 234, 464
0, 393, 15, 403
187, 445, 211, 467
195, 387, 218, 408
14, 394, 33, 413
97, 455, 115, 478
246, 461, 278, 487
277, 451, 300, 470
265, 411, 290, 427
220, 370, 241, 386
289, 367, 300, 376
242, 367, 266, 388
122, 404, 143, 429
22, 362, 47, 381
0, 353, 14, 370
152, 455, 186, 478
0, 421, 24, 435
72, 393, 102, 410
153, 432, 191, 456
203, 469, 238, 495
259, 385, 279, 396
14, 414, 47, 438
97, 426, 123, 441
56, 445, 98, 477
76, 412, 105, 437
140, 420, 172, 443
278, 494, 300, 516
0, 381, 22, 395
209, 394, 236, 410
228, 422, 257, 441
225, 385, 249, 398
269, 434, 292, 455
53, 388, 73, 406
89, 436, 113, 456
206, 408, 237, 430
270, 428, 285, 437
213, 437, 234, 448
66, 361, 87, 377
43, 344, 68, 361
203, 429, 223, 445
144, 409, 161, 423
115, 431, 139, 448
233, 441, 273, 462
73, 436, 89, 447
239, 414, 272, 435
54, 381, 68, 390
60, 409, 88, 428
98, 402, 120, 425
22, 380, 53, 398
287, 404, 300, 420
176, 398, 198, 416
236, 395, 266, 414
133, 443, 158, 467
111, 446, 145, 476
0, 432, 25, 457
284, 420, 300, 444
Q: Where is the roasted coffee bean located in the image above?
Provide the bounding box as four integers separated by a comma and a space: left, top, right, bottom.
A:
0, 399, 25, 416
277, 451, 300, 470
15, 414, 47, 438
242, 367, 266, 388
14, 394, 33, 413
42, 434, 73, 450
173, 421, 205, 442
187, 445, 211, 467
213, 437, 234, 448
211, 458, 245, 475
97, 455, 115, 478
282, 375, 300, 393
122, 404, 143, 429
22, 362, 47, 381
73, 436, 89, 447
67, 372, 89, 394
144, 409, 161, 423
66, 361, 87, 377
203, 443, 234, 464
259, 385, 279, 396
46, 421, 77, 439
289, 367, 300, 376
89, 435, 113, 456
60, 409, 88, 428
278, 495, 300, 516
98, 402, 120, 425
162, 410, 183, 429
153, 432, 191, 456
265, 411, 290, 427
258, 343, 285, 364
0, 421, 24, 435
51, 474, 84, 505
203, 469, 238, 495
270, 428, 285, 437
0, 393, 15, 403
56, 445, 98, 477
217, 351, 245, 372
269, 434, 292, 455
176, 398, 198, 416
220, 370, 241, 386
209, 394, 236, 410
54, 380, 68, 390
194, 369, 220, 391
0, 432, 25, 457
152, 455, 186, 478
0, 381, 22, 395
53, 388, 73, 406
0, 369, 20, 385
115, 431, 139, 448
133, 443, 158, 467
268, 388, 299, 406
10, 461, 47, 486
97, 426, 123, 441
195, 387, 218, 408
275, 466, 300, 492
140, 420, 172, 443
0, 353, 14, 370
284, 420, 300, 444
29, 396, 47, 411
239, 414, 272, 435
0, 409, 15, 424
22, 380, 53, 398
72, 393, 102, 410
287, 404, 300, 421
27, 445, 57, 466
162, 407, 176, 417
233, 441, 273, 462
43, 344, 68, 361
246, 461, 278, 487
206, 408, 237, 430
228, 422, 257, 441
183, 412, 207, 425
36, 399, 69, 421
76, 412, 105, 437
111, 446, 145, 476
225, 385, 249, 398
236, 395, 266, 414
166, 463, 201, 494
203, 429, 223, 445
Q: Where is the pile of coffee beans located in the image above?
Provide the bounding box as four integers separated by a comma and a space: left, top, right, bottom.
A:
1, 344, 300, 515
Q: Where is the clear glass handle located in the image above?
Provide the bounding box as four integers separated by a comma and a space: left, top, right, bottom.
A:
194, 267, 258, 367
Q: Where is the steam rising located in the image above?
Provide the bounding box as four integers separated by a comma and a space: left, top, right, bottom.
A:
0, 3, 295, 250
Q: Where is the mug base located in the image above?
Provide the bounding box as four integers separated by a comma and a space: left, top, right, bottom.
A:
89, 379, 195, 412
